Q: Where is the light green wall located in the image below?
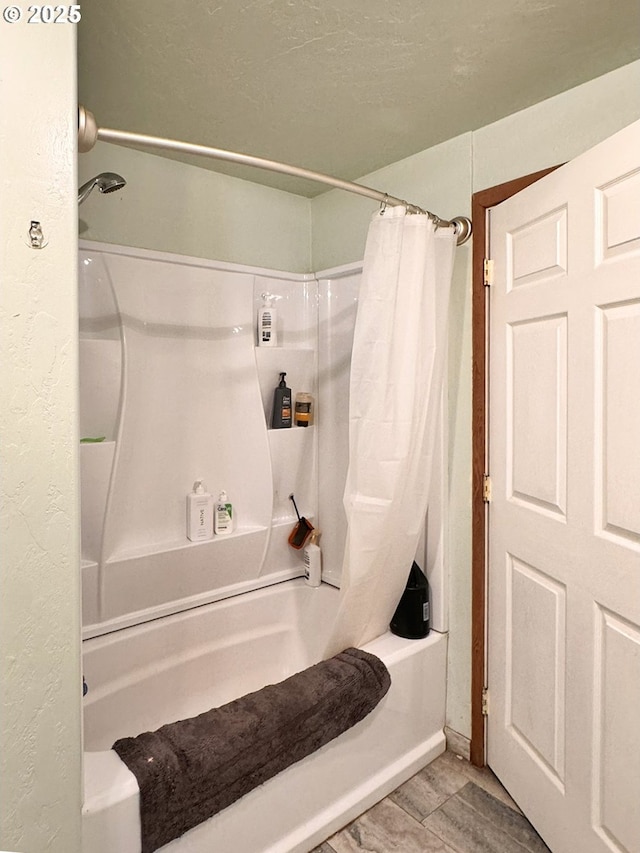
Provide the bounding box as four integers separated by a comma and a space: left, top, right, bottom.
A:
474, 59, 640, 191
76, 59, 640, 743
312, 59, 640, 270
311, 133, 473, 273
79, 143, 312, 273
311, 58, 640, 741
0, 24, 82, 853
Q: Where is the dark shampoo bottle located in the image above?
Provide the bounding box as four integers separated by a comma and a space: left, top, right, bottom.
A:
390, 561, 431, 639
271, 372, 292, 429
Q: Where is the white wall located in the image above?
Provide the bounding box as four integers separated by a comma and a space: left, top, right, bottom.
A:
79, 143, 312, 273
311, 59, 640, 740
0, 23, 82, 853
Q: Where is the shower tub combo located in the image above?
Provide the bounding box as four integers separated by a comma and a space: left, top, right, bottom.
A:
82, 580, 447, 853
78, 242, 450, 852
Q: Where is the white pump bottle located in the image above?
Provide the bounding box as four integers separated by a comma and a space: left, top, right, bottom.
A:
258, 293, 278, 347
186, 480, 214, 541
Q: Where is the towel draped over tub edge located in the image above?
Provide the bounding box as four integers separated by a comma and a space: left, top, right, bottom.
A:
113, 646, 391, 853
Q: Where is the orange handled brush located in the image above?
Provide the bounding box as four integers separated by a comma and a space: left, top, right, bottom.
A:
288, 493, 314, 549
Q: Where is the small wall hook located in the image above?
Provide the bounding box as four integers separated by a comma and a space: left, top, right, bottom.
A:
28, 220, 46, 249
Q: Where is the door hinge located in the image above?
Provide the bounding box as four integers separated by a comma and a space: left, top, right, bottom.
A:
483, 258, 494, 287
482, 688, 489, 716
483, 474, 492, 503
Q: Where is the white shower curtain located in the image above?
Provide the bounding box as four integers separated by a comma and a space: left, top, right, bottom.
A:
325, 205, 456, 656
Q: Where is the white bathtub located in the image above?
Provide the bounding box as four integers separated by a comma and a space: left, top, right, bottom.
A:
82, 579, 447, 853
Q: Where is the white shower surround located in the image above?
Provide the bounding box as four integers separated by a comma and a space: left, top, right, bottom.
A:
79, 241, 450, 851
80, 242, 319, 636
82, 580, 447, 853
79, 241, 448, 638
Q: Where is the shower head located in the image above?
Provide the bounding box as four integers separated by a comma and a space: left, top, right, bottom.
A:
78, 172, 126, 205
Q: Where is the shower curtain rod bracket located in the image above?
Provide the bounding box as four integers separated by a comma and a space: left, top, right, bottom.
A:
78, 105, 98, 154
77, 106, 472, 245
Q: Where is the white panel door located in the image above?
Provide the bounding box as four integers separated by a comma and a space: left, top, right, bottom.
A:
487, 120, 640, 853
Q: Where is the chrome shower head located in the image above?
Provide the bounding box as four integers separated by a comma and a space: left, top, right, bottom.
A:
78, 172, 126, 205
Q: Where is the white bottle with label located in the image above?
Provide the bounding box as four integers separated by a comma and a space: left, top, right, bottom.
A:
257, 293, 278, 347
186, 480, 214, 541
303, 531, 322, 587
215, 490, 233, 535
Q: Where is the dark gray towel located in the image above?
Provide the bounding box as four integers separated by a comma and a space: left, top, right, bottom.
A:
113, 647, 391, 853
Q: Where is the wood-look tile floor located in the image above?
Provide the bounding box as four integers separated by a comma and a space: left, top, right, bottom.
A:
312, 750, 551, 853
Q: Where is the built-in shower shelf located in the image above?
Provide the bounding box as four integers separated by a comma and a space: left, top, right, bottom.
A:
93, 525, 275, 628
256, 346, 317, 430
254, 345, 315, 352
270, 515, 316, 534
105, 523, 269, 565
267, 425, 315, 433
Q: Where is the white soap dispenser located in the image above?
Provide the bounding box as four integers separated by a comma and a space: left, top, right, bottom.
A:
303, 530, 322, 587
258, 293, 278, 347
186, 480, 214, 541
215, 490, 233, 535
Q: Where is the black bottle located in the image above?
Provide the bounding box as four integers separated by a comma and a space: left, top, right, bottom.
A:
390, 561, 430, 639
271, 372, 292, 429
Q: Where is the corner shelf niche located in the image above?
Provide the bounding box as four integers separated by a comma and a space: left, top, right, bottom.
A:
255, 346, 316, 428
268, 425, 317, 525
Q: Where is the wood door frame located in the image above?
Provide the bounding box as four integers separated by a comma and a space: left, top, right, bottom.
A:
470, 166, 561, 767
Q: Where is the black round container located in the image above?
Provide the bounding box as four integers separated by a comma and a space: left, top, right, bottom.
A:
390, 561, 431, 639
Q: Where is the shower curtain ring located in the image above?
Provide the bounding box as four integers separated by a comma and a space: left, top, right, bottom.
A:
379, 194, 388, 215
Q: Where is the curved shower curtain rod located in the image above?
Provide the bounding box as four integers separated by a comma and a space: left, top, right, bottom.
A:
78, 106, 472, 246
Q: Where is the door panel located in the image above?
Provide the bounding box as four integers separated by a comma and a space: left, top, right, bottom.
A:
597, 301, 640, 544
509, 314, 567, 516
506, 555, 566, 785
487, 120, 640, 853
594, 608, 640, 852
508, 205, 568, 289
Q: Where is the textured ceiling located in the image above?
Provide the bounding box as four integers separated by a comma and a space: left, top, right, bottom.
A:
77, 0, 640, 196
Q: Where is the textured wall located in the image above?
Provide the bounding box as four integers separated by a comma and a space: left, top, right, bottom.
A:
473, 59, 640, 191
0, 23, 82, 853
76, 0, 640, 197
311, 133, 472, 273
78, 143, 313, 273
